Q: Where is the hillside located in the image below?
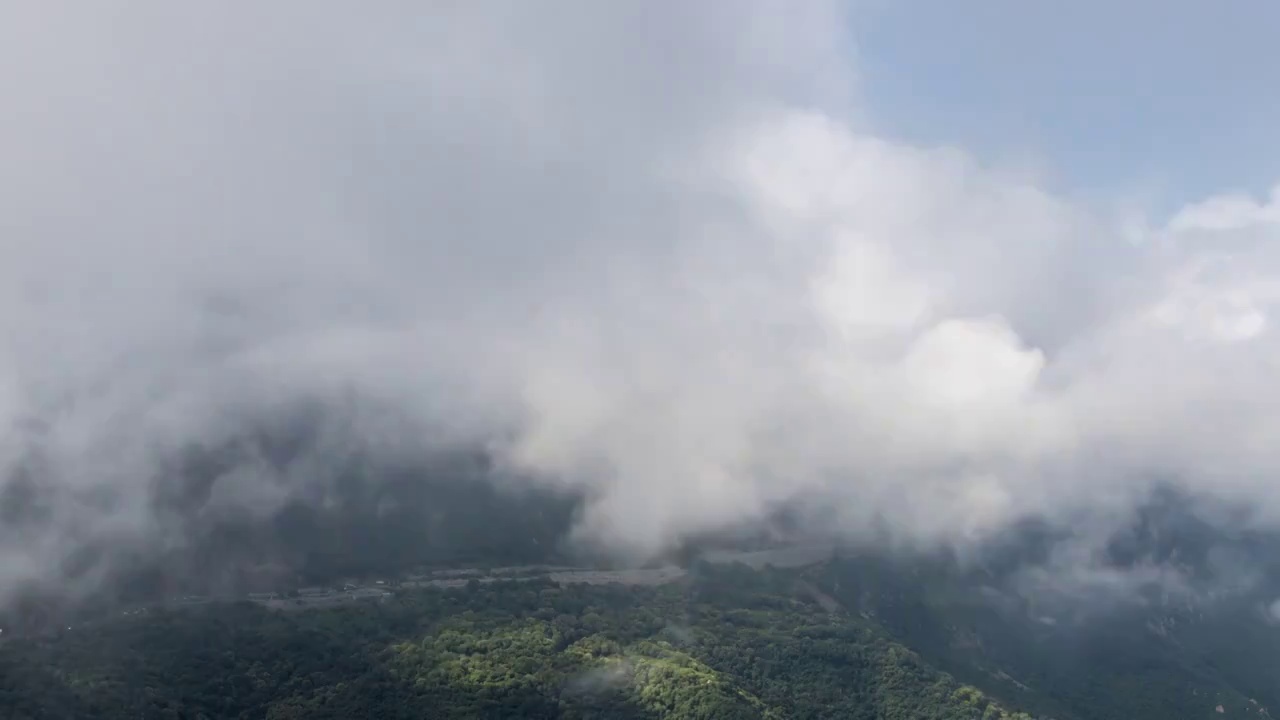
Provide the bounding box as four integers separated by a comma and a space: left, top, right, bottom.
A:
5, 476, 1279, 720
3, 557, 1277, 719
0, 563, 1032, 720
809, 555, 1279, 720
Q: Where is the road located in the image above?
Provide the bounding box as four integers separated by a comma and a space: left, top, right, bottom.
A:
251, 543, 835, 611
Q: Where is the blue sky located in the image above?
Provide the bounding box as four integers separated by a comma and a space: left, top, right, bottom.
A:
7, 1, 1280, 588
854, 0, 1280, 210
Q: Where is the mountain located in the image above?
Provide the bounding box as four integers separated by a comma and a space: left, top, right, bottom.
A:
2, 548, 1278, 719
809, 552, 1278, 720
0, 563, 1037, 720
6, 435, 1280, 719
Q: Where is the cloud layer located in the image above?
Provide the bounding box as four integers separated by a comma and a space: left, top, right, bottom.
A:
2, 1, 1280, 601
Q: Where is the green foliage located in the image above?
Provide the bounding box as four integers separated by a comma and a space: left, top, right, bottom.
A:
808, 557, 1278, 720
9, 558, 1267, 719
0, 570, 1031, 719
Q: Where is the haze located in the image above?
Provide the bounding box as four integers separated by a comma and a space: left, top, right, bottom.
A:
2, 1, 1279, 605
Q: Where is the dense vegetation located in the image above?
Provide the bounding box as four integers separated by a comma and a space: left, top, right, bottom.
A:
3, 556, 1278, 719
0, 565, 1031, 719
809, 556, 1278, 720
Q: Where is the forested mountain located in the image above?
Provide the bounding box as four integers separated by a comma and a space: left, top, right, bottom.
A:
5, 436, 1280, 719
2, 554, 1277, 719
809, 554, 1278, 720
0, 564, 1036, 719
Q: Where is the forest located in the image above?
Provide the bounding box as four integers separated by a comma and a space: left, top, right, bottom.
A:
2, 558, 1275, 719
0, 563, 1031, 720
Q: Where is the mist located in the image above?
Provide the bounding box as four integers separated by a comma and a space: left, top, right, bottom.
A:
3, 2, 1280, 606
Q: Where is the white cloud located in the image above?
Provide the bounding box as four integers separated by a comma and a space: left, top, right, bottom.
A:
2, 1, 1280, 599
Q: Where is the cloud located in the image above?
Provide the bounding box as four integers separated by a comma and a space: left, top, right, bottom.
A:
2, 1, 1280, 603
